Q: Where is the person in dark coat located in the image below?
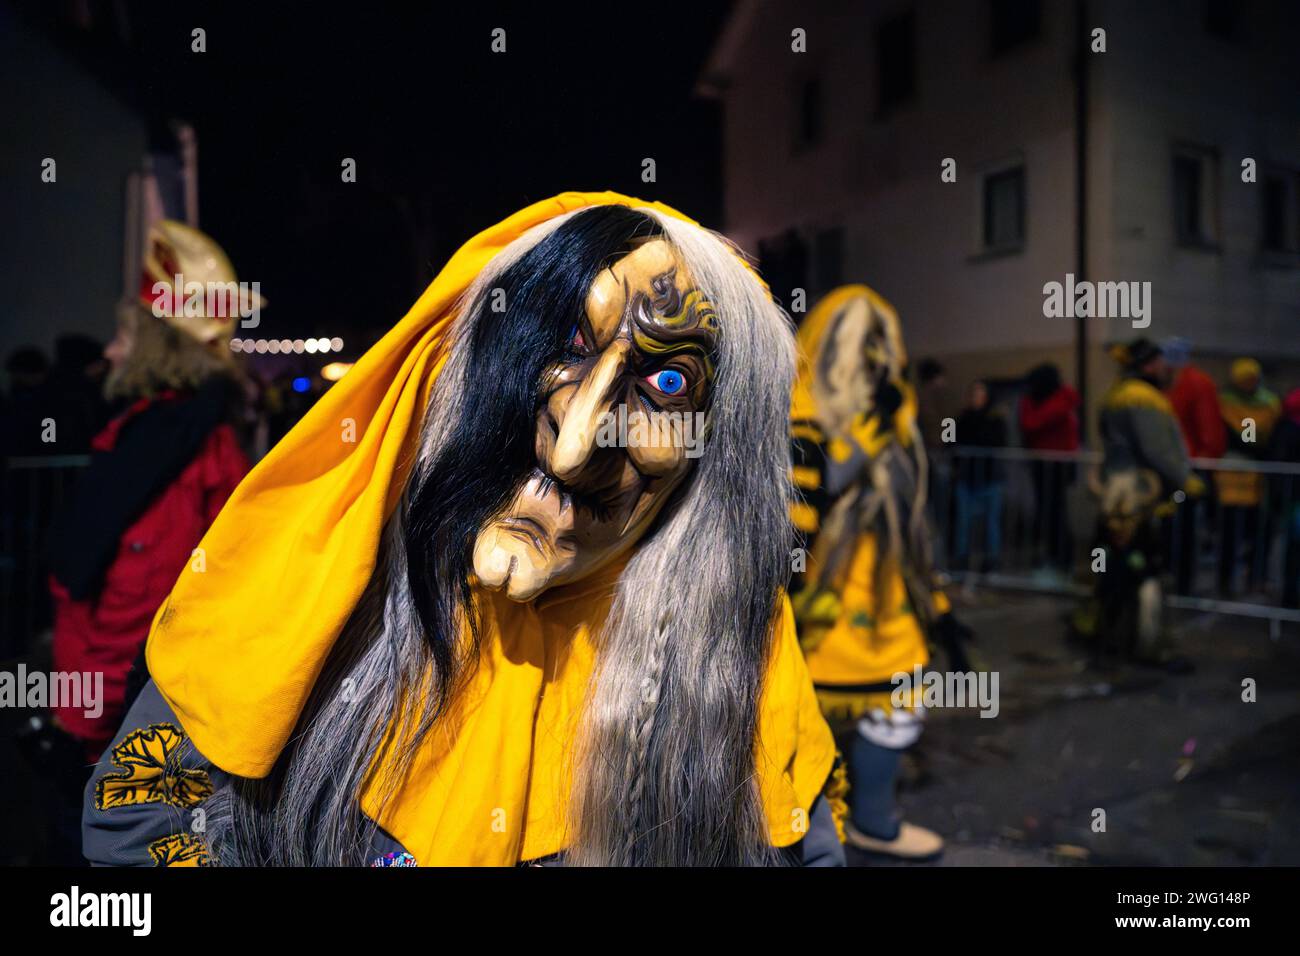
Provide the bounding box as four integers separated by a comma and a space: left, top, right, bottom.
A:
1019, 363, 1080, 570
953, 380, 1007, 572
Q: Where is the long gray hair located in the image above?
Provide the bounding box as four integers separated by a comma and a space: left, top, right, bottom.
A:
203, 207, 797, 866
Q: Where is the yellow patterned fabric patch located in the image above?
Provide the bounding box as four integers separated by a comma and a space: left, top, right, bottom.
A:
95, 723, 213, 811
824, 753, 850, 844
148, 833, 212, 867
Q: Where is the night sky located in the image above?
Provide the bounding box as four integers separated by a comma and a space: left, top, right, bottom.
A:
24, 1, 732, 353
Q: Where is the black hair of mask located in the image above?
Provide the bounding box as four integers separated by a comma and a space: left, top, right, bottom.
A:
402, 206, 662, 709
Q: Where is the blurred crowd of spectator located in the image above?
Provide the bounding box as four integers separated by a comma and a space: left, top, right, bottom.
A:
921, 346, 1300, 608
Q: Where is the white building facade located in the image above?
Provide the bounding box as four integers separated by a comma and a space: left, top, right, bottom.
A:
701, 0, 1300, 431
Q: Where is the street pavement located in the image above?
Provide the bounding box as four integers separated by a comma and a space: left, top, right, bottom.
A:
846, 592, 1300, 866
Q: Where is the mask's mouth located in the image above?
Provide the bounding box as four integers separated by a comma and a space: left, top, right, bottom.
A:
528, 466, 620, 523
499, 513, 553, 559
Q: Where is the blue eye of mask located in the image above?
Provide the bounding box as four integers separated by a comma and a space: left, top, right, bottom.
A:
647, 369, 686, 395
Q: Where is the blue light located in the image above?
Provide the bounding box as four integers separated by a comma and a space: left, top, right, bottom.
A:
292, 376, 311, 393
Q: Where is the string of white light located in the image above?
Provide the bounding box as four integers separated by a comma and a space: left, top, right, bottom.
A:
230, 337, 345, 355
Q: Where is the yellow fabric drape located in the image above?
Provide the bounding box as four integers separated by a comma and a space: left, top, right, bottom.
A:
359, 567, 833, 864
143, 190, 834, 861
801, 535, 929, 717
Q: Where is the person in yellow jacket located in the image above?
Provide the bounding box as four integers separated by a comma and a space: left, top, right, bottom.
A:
1216, 357, 1282, 595
1080, 337, 1204, 669
81, 193, 844, 867
1097, 338, 1204, 496
788, 285, 970, 860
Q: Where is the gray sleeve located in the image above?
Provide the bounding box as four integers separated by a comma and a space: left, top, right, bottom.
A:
1130, 406, 1192, 492
797, 795, 847, 867
823, 441, 868, 499
82, 679, 225, 867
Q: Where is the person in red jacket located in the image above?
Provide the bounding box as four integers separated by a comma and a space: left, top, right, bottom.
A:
1164, 337, 1226, 461
1019, 363, 1081, 452
1018, 363, 1080, 571
48, 221, 252, 761
1161, 337, 1224, 593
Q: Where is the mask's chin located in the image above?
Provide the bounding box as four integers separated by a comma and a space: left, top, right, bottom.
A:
472, 442, 692, 602
472, 523, 570, 603
471, 480, 668, 603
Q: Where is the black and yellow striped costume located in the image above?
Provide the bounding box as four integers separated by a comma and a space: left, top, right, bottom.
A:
788, 286, 950, 722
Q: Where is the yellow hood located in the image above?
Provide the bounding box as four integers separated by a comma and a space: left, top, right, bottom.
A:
791, 283, 915, 442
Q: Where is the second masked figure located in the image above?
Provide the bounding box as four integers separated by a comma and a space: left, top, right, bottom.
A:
789, 285, 973, 860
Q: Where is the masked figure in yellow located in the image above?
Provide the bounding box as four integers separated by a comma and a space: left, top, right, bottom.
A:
789, 285, 969, 860
81, 192, 843, 867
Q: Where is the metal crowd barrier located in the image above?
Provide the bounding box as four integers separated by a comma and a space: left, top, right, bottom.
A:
0, 455, 89, 659
928, 446, 1300, 635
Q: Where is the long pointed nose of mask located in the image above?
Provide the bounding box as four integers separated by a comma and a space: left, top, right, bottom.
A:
551, 340, 629, 481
